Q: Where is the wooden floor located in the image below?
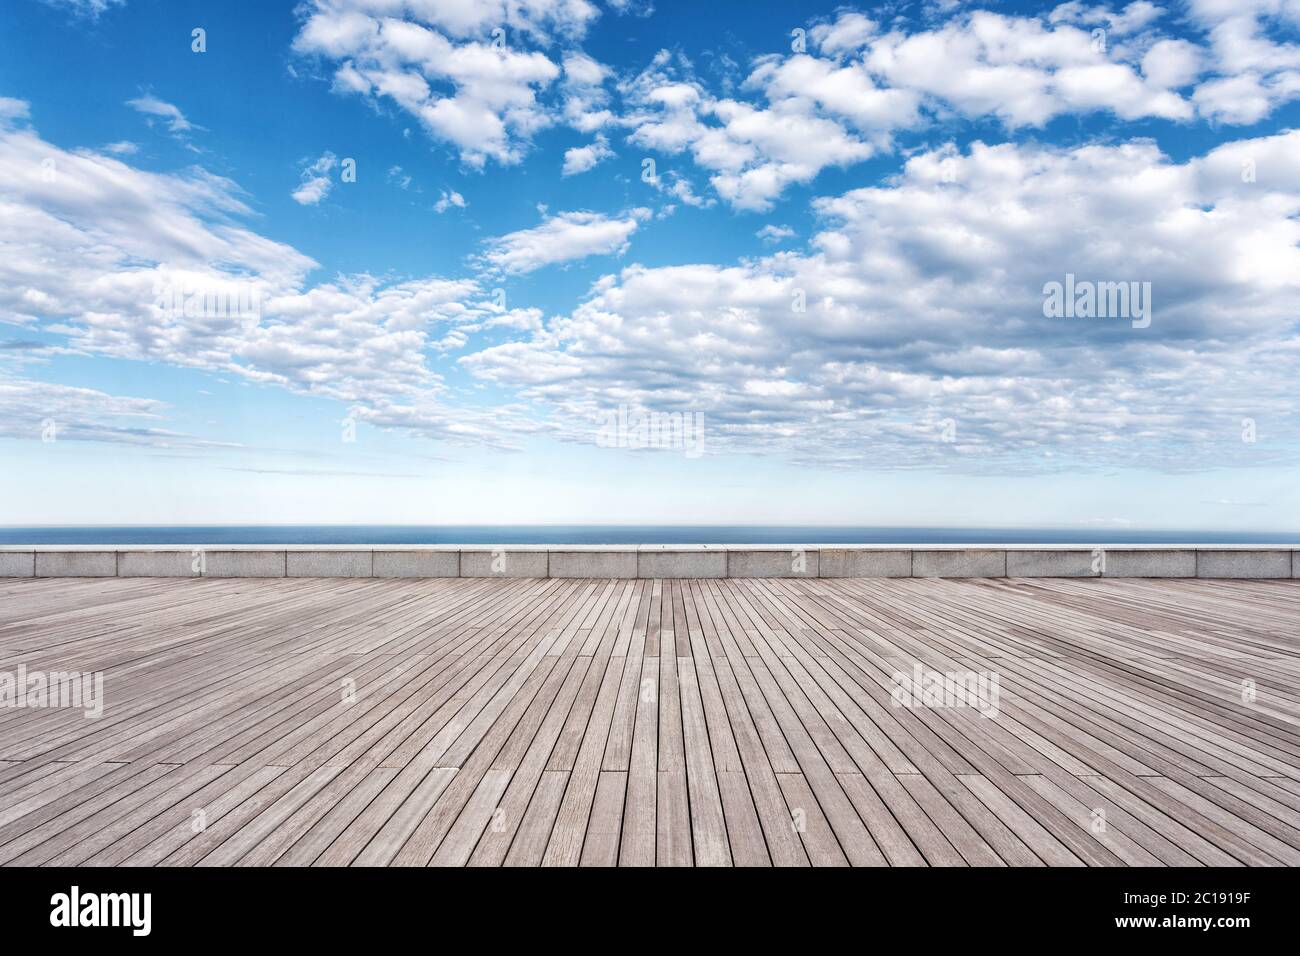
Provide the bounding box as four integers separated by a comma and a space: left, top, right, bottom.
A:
0, 575, 1297, 866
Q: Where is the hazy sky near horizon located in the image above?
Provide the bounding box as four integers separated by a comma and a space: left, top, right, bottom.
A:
2, 0, 1299, 528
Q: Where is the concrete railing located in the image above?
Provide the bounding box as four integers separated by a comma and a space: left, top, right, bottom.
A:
2, 545, 1298, 579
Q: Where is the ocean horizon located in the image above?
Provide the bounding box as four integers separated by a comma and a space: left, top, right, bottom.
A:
2, 525, 1297, 546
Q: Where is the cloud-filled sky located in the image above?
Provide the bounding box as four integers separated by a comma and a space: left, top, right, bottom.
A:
1, 0, 1299, 528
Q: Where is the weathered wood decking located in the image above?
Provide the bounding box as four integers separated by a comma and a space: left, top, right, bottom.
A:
0, 575, 1297, 866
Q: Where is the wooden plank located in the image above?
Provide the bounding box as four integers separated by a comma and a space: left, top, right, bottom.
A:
504, 770, 568, 867
579, 771, 626, 867
619, 656, 658, 866
0, 576, 1294, 866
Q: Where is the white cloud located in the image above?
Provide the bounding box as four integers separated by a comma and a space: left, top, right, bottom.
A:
756, 224, 795, 243
809, 12, 878, 55
292, 0, 601, 167
562, 133, 613, 175
463, 131, 1300, 471
862, 11, 1193, 127
747, 53, 921, 132
0, 98, 31, 127
648, 170, 713, 208
1188, 0, 1300, 75
1048, 2, 1165, 36
1141, 39, 1203, 89
0, 121, 541, 450
561, 52, 614, 131
304, 0, 598, 42
623, 52, 877, 211
286, 2, 1300, 205
1186, 0, 1300, 122
127, 94, 198, 133
1194, 72, 1289, 123
619, 6, 1224, 210
292, 151, 338, 205
433, 189, 467, 212
0, 376, 225, 449
39, 0, 124, 18
13, 3, 1300, 476
480, 208, 649, 274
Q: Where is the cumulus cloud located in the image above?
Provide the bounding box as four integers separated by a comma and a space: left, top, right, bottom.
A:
1048, 1, 1165, 36
623, 52, 877, 211
756, 224, 795, 243
859, 10, 1193, 127
0, 120, 541, 450
462, 131, 1300, 471
1043, 2, 1300, 124
282, 2, 1300, 211
562, 133, 613, 175
291, 0, 600, 167
809, 11, 878, 55
1141, 39, 1204, 89
561, 51, 614, 131
433, 188, 467, 212
747, 52, 922, 132
292, 151, 338, 205
1183, 0, 1300, 122
479, 208, 650, 274
13, 2, 1300, 478
273, 0, 1300, 222
618, 6, 1212, 209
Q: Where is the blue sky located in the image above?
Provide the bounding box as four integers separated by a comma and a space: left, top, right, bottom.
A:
1, 0, 1299, 528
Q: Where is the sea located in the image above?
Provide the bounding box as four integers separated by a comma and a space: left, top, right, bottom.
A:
0, 526, 1296, 545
